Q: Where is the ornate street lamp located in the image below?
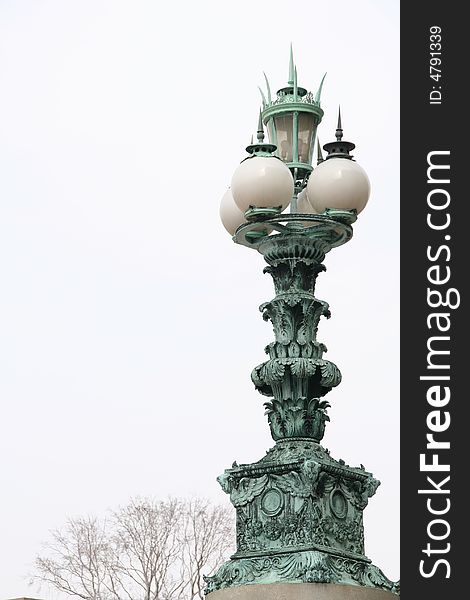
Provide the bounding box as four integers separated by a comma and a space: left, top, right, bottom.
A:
212, 49, 398, 600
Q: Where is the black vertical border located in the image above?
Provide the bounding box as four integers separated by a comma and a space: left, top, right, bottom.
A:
401, 4, 465, 599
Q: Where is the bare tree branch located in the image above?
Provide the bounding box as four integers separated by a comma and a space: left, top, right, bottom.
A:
33, 497, 235, 600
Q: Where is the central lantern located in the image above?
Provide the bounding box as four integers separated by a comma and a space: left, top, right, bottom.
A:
261, 46, 324, 182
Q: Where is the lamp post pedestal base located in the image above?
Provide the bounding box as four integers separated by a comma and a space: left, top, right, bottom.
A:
207, 583, 397, 600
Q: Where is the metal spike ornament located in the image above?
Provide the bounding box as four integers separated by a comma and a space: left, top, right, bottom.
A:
263, 72, 272, 104
322, 106, 356, 159
315, 72, 327, 104
317, 137, 324, 164
257, 110, 265, 143
209, 48, 398, 599
288, 43, 295, 86
337, 105, 343, 136
244, 112, 277, 157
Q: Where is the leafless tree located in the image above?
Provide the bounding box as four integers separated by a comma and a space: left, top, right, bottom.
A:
34, 516, 112, 600
32, 497, 234, 600
108, 497, 184, 600
180, 498, 234, 600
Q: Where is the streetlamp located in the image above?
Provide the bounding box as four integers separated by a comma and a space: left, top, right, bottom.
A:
211, 49, 398, 600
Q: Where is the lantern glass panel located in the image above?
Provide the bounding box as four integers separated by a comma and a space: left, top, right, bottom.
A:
298, 113, 316, 164
274, 114, 293, 162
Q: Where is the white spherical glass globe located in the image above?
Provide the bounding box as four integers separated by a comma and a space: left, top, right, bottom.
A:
220, 188, 246, 235
219, 188, 272, 236
307, 158, 370, 214
296, 187, 320, 228
231, 156, 294, 213
297, 188, 317, 214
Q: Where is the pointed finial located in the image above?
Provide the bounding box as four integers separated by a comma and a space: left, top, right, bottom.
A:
322, 106, 355, 160
314, 72, 327, 104
293, 66, 298, 100
317, 138, 324, 164
257, 110, 265, 143
336, 106, 343, 141
258, 86, 267, 108
250, 134, 254, 145
288, 43, 294, 86
245, 115, 276, 156
263, 72, 272, 104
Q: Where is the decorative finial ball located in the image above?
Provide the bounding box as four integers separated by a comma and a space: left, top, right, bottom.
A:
231, 156, 294, 213
219, 188, 272, 236
307, 158, 370, 214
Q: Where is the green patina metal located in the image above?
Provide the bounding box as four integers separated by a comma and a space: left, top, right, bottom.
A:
243, 111, 278, 159
206, 440, 396, 592
260, 47, 325, 182
205, 49, 399, 597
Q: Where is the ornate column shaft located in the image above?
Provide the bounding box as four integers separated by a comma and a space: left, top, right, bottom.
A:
252, 234, 340, 442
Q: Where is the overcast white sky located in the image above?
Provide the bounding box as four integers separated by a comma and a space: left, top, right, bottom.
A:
0, 1, 399, 596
